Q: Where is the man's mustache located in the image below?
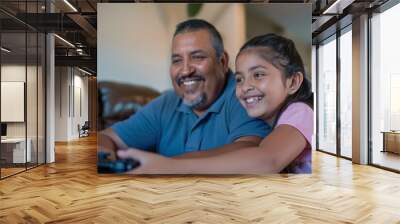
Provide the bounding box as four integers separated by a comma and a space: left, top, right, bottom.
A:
175, 75, 205, 86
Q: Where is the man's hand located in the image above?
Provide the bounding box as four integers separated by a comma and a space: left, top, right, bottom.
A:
98, 128, 129, 161
98, 147, 118, 161
117, 148, 173, 174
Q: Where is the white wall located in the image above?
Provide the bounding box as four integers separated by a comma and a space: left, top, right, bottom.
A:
197, 4, 246, 68
245, 4, 311, 78
54, 67, 89, 141
55, 67, 69, 141
98, 3, 310, 91
152, 3, 246, 64
1, 64, 46, 164
72, 74, 89, 138
98, 3, 246, 91
1, 65, 26, 81
1, 65, 33, 138
1, 65, 26, 141
98, 4, 172, 92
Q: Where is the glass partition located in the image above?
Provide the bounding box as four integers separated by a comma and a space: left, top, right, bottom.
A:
0, 1, 46, 179
1, 30, 28, 177
38, 32, 45, 165
339, 27, 352, 158
370, 3, 400, 171
27, 31, 38, 169
317, 35, 337, 155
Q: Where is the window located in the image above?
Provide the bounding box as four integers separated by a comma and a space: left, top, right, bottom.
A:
317, 35, 337, 154
370, 2, 400, 171
339, 27, 352, 158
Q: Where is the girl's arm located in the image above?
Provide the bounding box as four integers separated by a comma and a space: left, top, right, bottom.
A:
117, 124, 307, 174
175, 136, 262, 159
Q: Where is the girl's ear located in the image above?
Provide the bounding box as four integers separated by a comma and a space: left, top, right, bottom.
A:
287, 72, 304, 95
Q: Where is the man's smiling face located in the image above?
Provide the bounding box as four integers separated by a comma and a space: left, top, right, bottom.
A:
170, 29, 228, 115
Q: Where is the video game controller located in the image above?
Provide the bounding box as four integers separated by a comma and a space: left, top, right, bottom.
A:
97, 151, 140, 174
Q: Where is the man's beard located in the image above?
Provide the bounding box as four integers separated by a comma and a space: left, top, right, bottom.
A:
183, 92, 207, 109
175, 74, 207, 109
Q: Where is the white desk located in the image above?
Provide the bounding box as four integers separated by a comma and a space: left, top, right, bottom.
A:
1, 138, 31, 163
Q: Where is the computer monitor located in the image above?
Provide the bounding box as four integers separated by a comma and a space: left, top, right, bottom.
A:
1, 123, 7, 137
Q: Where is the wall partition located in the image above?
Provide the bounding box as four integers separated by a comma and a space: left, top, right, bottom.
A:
0, 1, 46, 179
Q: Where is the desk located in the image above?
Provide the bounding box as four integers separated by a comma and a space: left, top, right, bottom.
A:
1, 138, 31, 163
381, 131, 400, 154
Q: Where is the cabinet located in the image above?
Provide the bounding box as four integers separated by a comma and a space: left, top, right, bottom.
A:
382, 131, 400, 154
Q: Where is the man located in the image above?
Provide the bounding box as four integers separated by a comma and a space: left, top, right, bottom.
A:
99, 19, 270, 160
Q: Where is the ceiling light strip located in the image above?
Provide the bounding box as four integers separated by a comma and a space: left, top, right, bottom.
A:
54, 34, 75, 48
1, 47, 11, 53
323, 0, 355, 15
78, 67, 92, 76
63, 0, 78, 12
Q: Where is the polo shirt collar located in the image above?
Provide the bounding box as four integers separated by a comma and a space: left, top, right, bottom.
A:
176, 101, 192, 114
176, 71, 235, 115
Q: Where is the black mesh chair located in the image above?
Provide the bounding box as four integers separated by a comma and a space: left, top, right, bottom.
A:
78, 121, 90, 138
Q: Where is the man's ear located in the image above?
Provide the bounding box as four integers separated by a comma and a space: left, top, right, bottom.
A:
287, 72, 304, 95
220, 51, 229, 73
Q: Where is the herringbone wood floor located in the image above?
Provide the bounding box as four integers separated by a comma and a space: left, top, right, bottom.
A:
1, 134, 400, 223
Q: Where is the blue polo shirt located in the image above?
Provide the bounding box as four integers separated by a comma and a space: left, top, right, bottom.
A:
112, 73, 271, 157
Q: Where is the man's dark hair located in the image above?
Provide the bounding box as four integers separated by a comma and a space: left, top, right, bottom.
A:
174, 19, 224, 59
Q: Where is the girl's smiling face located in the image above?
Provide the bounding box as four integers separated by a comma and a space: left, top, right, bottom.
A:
235, 49, 292, 125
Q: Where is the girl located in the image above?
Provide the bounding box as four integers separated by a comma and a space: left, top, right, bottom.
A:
117, 33, 313, 174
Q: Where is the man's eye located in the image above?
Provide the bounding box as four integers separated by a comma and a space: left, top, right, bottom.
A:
235, 77, 243, 83
254, 73, 265, 79
172, 58, 182, 64
193, 55, 206, 60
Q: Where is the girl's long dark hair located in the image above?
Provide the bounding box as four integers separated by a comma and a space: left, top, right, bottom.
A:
237, 33, 313, 127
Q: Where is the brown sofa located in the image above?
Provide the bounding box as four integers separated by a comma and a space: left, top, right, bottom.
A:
97, 81, 160, 130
